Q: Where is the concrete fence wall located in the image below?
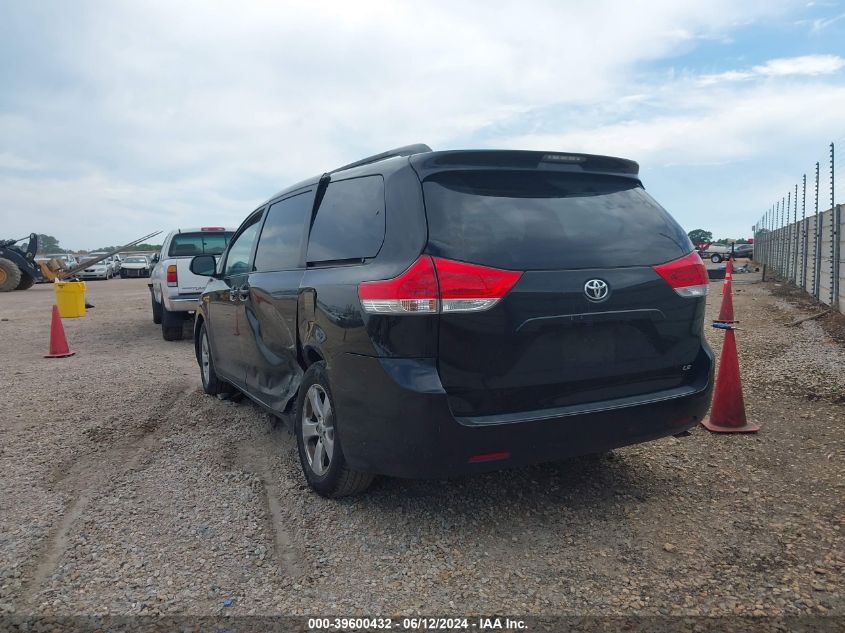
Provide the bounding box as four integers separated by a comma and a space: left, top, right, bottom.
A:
755, 204, 844, 315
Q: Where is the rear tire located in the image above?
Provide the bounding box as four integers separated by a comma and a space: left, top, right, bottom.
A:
15, 272, 35, 290
294, 362, 374, 498
197, 322, 226, 395
710, 254, 723, 263
161, 304, 184, 341
0, 258, 22, 292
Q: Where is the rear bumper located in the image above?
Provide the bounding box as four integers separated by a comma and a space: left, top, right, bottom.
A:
330, 349, 713, 479
163, 293, 200, 312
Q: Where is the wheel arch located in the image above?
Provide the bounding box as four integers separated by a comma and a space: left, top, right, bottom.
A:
301, 344, 325, 369
193, 312, 206, 358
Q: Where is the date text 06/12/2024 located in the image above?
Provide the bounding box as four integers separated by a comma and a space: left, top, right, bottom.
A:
307, 617, 528, 630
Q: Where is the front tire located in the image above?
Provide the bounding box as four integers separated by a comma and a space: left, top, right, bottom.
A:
0, 258, 22, 292
197, 322, 226, 395
295, 362, 374, 498
710, 254, 723, 263
15, 272, 35, 290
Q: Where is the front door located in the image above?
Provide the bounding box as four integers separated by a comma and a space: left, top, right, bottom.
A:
207, 211, 264, 386
240, 189, 315, 411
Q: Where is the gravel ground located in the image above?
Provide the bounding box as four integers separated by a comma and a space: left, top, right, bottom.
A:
0, 273, 842, 618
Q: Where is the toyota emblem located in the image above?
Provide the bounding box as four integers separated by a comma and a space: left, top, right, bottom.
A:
584, 279, 609, 302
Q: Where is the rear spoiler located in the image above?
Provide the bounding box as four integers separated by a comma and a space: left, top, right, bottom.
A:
410, 150, 639, 179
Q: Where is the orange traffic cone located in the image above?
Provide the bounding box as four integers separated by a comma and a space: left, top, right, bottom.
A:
701, 327, 758, 433
716, 260, 735, 323
45, 304, 75, 358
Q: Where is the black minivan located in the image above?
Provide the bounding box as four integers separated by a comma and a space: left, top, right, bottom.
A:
190, 145, 714, 497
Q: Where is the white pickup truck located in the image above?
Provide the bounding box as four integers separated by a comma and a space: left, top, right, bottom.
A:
149, 227, 235, 340
696, 243, 732, 264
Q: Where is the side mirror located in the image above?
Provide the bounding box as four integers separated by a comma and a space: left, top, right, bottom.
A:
190, 254, 217, 276
151, 253, 160, 263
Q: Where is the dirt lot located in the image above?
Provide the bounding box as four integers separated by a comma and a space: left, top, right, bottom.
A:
0, 274, 843, 618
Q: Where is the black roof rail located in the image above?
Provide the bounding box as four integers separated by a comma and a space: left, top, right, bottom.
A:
330, 143, 432, 174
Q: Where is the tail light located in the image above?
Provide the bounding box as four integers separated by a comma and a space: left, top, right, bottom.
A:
434, 257, 523, 313
358, 256, 439, 314
653, 251, 708, 297
358, 256, 523, 314
166, 264, 178, 286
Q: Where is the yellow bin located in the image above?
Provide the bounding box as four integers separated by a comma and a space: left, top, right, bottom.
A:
54, 280, 87, 318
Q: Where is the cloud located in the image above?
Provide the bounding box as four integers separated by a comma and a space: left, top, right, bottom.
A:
810, 12, 845, 31
698, 70, 755, 85
753, 54, 845, 76
494, 82, 845, 165
699, 54, 845, 84
492, 76, 845, 237
0, 0, 831, 247
0, 152, 40, 171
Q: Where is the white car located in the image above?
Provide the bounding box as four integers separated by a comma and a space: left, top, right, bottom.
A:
120, 255, 152, 278
149, 227, 235, 340
77, 253, 115, 280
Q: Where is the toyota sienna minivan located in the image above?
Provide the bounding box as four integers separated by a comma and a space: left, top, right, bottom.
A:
189, 145, 714, 497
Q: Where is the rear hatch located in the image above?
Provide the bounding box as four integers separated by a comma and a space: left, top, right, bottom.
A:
421, 167, 707, 420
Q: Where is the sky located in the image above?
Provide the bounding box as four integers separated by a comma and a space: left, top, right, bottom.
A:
1, 0, 844, 250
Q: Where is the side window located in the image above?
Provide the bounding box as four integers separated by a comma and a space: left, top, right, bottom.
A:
224, 214, 262, 277
254, 191, 313, 272
306, 175, 385, 263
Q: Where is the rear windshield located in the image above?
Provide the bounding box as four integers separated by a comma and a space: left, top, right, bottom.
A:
422, 171, 692, 270
168, 232, 233, 257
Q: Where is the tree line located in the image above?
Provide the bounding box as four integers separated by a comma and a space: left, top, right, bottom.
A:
35, 234, 161, 254
687, 229, 750, 246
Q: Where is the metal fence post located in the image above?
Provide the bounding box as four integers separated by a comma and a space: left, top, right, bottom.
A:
775, 203, 779, 272
831, 142, 839, 310
814, 162, 822, 300
769, 204, 777, 273
766, 205, 775, 272
764, 208, 769, 268
785, 194, 790, 277
792, 185, 799, 283
775, 200, 783, 277
801, 174, 808, 290
765, 209, 769, 268
786, 190, 792, 280
782, 195, 787, 276
766, 209, 771, 269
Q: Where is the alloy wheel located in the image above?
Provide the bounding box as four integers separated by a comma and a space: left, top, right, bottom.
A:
301, 384, 335, 476
200, 331, 211, 385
